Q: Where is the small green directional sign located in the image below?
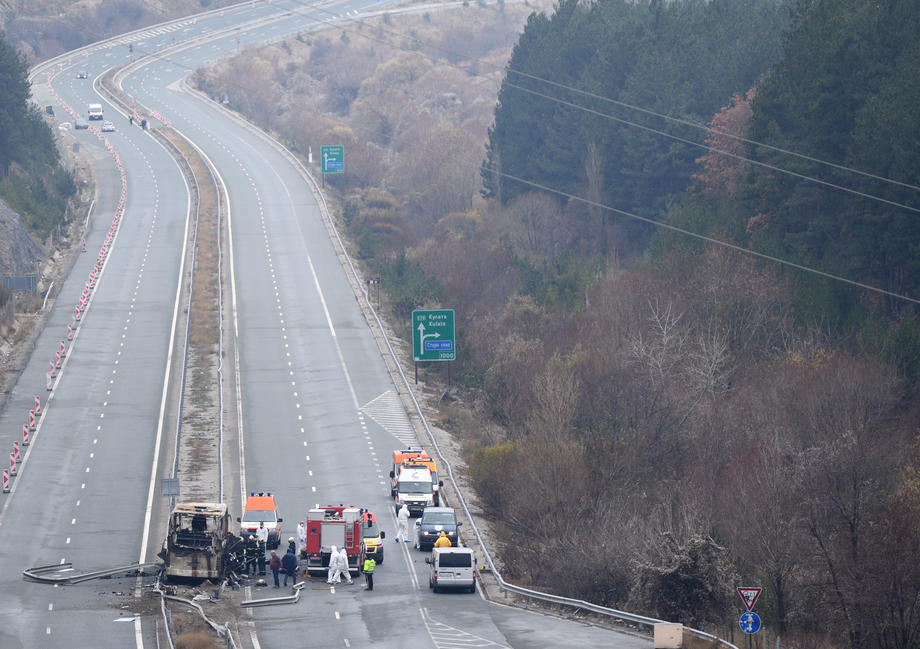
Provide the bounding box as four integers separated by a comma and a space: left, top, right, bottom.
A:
321, 145, 344, 174
412, 309, 456, 362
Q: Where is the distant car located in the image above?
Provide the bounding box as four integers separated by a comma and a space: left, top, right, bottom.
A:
101, 120, 115, 132
415, 506, 461, 551
76, 71, 88, 79
74, 119, 88, 130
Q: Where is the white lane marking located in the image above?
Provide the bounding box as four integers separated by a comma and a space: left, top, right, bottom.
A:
420, 607, 511, 649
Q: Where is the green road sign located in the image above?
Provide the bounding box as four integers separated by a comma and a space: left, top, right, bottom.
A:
412, 309, 456, 362
321, 145, 344, 174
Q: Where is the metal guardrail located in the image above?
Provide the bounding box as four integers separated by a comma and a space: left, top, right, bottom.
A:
240, 580, 306, 607
163, 592, 239, 649
23, 561, 160, 584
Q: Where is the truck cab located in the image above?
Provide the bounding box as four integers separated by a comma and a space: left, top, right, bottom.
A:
87, 103, 104, 120
390, 448, 442, 505
393, 465, 437, 516
238, 492, 282, 549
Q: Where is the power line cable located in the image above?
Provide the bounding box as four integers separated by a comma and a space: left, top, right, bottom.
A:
486, 164, 920, 306
500, 79, 920, 215
507, 68, 920, 195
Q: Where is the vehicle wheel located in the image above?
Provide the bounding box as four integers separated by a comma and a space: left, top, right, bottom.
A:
377, 552, 384, 565
469, 583, 476, 593
428, 578, 434, 590
432, 583, 439, 593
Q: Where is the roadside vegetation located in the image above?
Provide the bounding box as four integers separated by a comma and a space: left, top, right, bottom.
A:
1, 0, 236, 61
199, 1, 920, 647
0, 32, 75, 240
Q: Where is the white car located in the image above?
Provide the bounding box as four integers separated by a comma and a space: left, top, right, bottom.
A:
76, 71, 88, 79
101, 121, 115, 132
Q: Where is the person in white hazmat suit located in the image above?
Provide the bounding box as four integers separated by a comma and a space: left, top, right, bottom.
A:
396, 504, 410, 543
327, 546, 340, 584
338, 547, 354, 584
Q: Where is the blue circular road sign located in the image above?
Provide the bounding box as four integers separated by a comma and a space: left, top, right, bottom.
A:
739, 611, 762, 634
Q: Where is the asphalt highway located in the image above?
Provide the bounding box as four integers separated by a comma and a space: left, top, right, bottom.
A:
0, 2, 652, 647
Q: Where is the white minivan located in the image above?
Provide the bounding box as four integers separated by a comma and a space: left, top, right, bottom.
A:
426, 547, 476, 593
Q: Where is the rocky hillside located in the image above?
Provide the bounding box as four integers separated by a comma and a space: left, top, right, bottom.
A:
0, 198, 42, 278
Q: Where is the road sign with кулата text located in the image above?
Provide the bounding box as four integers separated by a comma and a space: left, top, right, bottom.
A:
412, 309, 455, 361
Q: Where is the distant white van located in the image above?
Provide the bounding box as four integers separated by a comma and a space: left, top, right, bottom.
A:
426, 547, 476, 593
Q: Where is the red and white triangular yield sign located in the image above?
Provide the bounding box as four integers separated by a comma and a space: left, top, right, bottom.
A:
737, 586, 763, 611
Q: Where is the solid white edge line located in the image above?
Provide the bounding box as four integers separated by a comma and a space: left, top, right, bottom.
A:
135, 121, 193, 649
139, 132, 192, 563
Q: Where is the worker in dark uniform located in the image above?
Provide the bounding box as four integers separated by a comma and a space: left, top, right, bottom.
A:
244, 535, 259, 576
257, 538, 267, 576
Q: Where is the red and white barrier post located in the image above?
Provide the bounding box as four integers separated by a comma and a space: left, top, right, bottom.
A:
28, 409, 36, 431
34, 395, 41, 415
2, 469, 9, 493
12, 442, 20, 463
9, 453, 17, 477
67, 322, 74, 340
22, 424, 30, 446
46, 371, 53, 391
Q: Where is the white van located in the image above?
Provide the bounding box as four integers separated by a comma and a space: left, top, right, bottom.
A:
426, 547, 476, 593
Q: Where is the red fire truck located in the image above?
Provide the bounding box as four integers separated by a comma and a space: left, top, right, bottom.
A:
304, 505, 367, 576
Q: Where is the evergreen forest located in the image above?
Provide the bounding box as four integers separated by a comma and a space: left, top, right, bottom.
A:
0, 31, 74, 240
